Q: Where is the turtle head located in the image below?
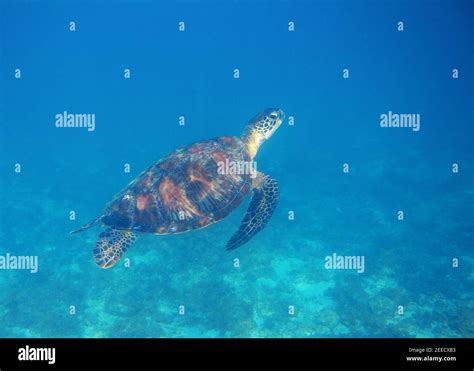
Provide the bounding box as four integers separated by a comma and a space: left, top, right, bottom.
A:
243, 108, 285, 158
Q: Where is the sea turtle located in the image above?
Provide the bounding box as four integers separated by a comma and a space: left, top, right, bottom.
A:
72, 108, 285, 268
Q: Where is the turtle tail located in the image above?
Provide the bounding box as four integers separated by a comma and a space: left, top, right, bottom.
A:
70, 216, 101, 234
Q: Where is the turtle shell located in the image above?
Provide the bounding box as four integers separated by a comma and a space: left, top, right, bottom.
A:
100, 136, 253, 234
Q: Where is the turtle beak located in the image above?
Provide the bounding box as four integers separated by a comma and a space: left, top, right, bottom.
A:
277, 109, 285, 121
274, 109, 285, 130
264, 110, 284, 139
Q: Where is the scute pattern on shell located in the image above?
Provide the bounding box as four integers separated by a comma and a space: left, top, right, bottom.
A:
100, 136, 253, 234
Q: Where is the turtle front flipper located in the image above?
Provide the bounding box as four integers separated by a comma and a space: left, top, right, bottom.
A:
93, 228, 137, 269
226, 173, 279, 250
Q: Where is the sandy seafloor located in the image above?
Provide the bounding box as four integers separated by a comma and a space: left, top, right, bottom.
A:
1, 150, 473, 338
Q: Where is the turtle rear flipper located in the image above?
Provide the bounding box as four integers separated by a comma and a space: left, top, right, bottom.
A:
93, 228, 137, 269
226, 173, 279, 250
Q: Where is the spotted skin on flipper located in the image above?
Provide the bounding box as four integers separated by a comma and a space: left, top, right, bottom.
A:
93, 228, 137, 268
226, 173, 279, 250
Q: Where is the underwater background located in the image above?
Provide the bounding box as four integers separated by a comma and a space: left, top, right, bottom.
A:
0, 0, 472, 338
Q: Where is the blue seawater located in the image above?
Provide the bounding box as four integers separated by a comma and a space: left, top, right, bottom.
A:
0, 0, 472, 338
